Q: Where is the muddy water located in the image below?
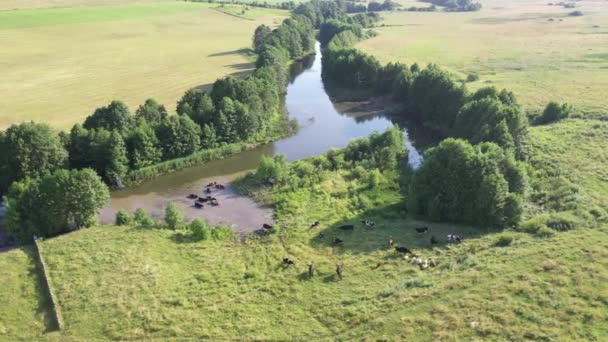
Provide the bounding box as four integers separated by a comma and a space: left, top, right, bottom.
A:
100, 42, 422, 231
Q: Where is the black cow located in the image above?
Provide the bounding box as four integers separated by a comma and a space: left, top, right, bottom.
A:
310, 221, 320, 228
187, 194, 198, 199
205, 188, 212, 194
197, 197, 206, 203
262, 223, 273, 230
361, 220, 375, 227
194, 202, 203, 209
415, 226, 429, 233
336, 264, 343, 280
206, 182, 216, 187
395, 246, 412, 254
430, 235, 438, 245
339, 224, 354, 231
332, 238, 343, 246
215, 184, 225, 190
283, 257, 295, 266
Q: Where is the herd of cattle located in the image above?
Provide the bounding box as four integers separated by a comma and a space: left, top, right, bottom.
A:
279, 221, 463, 279
186, 182, 226, 208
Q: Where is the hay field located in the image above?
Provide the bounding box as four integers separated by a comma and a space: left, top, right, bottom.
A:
358, 0, 608, 116
0, 2, 287, 129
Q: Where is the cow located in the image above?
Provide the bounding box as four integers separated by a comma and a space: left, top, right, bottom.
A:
361, 220, 375, 227
210, 200, 219, 207
388, 238, 394, 248
194, 202, 203, 209
415, 226, 429, 233
336, 264, 343, 280
430, 236, 438, 245
187, 194, 198, 199
283, 257, 295, 266
206, 182, 216, 187
205, 188, 212, 194
447, 234, 462, 243
395, 246, 412, 254
332, 238, 343, 246
308, 263, 315, 279
197, 197, 206, 203
262, 223, 273, 230
215, 184, 226, 190
310, 221, 320, 228
339, 224, 354, 231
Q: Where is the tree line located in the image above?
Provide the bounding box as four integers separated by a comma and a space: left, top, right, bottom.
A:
0, 8, 318, 242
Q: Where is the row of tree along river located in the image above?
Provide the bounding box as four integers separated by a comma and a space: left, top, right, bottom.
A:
100, 42, 424, 231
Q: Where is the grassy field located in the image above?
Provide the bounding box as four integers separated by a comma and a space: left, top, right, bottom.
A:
0, 1, 287, 130
1, 118, 607, 339
358, 0, 608, 117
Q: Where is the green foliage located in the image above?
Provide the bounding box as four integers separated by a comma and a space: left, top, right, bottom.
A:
135, 98, 167, 125
125, 122, 162, 170
211, 225, 233, 240
252, 24, 272, 53
537, 101, 572, 125
409, 138, 526, 228
256, 154, 290, 184
494, 232, 515, 247
156, 115, 201, 160
133, 208, 155, 228
83, 100, 133, 134
0, 122, 68, 195
164, 202, 184, 230
5, 168, 109, 242
189, 218, 211, 241
115, 210, 132, 226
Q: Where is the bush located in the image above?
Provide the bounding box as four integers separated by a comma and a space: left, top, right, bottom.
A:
568, 10, 583, 16
212, 225, 233, 240
494, 233, 515, 247
165, 202, 184, 230
189, 218, 211, 241
134, 208, 155, 228
466, 73, 479, 82
537, 102, 572, 124
115, 210, 132, 226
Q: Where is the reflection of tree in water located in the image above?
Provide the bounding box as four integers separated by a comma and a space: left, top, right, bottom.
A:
288, 53, 315, 84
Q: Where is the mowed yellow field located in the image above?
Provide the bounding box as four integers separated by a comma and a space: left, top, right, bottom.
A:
0, 2, 287, 129
358, 0, 608, 116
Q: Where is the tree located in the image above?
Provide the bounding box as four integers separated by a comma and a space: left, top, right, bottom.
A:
134, 208, 155, 228
165, 202, 184, 230
155, 115, 201, 160
5, 168, 110, 242
0, 122, 68, 195
125, 123, 162, 169
135, 98, 167, 125
83, 100, 133, 134
253, 24, 272, 52
115, 210, 132, 225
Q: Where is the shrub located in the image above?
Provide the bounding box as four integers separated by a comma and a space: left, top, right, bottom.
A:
165, 202, 184, 230
466, 73, 479, 82
189, 218, 211, 241
537, 102, 572, 124
494, 233, 515, 247
115, 210, 132, 226
212, 225, 233, 240
134, 208, 155, 228
568, 10, 583, 16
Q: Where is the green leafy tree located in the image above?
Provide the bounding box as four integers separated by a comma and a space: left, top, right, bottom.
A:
135, 98, 167, 125
164, 202, 184, 230
538, 101, 572, 124
126, 123, 162, 169
189, 218, 211, 241
5, 168, 109, 242
115, 209, 132, 226
253, 24, 272, 52
83, 100, 133, 134
156, 115, 201, 159
0, 122, 68, 195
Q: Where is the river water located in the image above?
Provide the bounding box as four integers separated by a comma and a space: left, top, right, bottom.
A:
99, 43, 422, 231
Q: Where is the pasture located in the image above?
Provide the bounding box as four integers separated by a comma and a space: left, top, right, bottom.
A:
358, 0, 608, 117
2, 122, 608, 339
0, 2, 287, 129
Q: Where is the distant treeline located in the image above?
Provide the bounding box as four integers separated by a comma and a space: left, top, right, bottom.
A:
184, 0, 399, 13
419, 0, 481, 11
318, 7, 527, 228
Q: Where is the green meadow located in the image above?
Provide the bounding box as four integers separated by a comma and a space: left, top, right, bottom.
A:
0, 2, 287, 129
358, 0, 608, 117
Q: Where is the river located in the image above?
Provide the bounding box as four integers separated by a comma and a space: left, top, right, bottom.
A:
99, 43, 422, 231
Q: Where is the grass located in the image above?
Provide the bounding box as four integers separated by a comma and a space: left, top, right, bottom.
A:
2, 131, 606, 339
0, 2, 288, 130
358, 0, 608, 117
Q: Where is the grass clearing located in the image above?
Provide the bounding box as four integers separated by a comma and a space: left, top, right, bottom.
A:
0, 2, 287, 130
358, 0, 608, 117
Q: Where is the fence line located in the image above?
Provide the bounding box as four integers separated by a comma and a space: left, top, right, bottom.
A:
32, 238, 64, 331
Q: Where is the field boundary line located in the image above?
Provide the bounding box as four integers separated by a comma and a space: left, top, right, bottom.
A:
32, 238, 65, 331
211, 7, 254, 21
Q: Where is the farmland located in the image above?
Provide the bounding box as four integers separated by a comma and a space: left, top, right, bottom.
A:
0, 1, 287, 129
358, 0, 608, 117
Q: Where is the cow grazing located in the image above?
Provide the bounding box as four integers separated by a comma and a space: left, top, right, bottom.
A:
194, 202, 203, 209
339, 224, 354, 231
447, 234, 462, 243
308, 263, 315, 279
388, 238, 394, 248
415, 226, 429, 233
336, 264, 343, 280
395, 246, 412, 254
196, 197, 207, 203
310, 221, 320, 228
283, 257, 295, 266
215, 184, 225, 190
205, 188, 212, 194
361, 220, 376, 227
187, 194, 198, 199
262, 223, 273, 230
332, 238, 343, 246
